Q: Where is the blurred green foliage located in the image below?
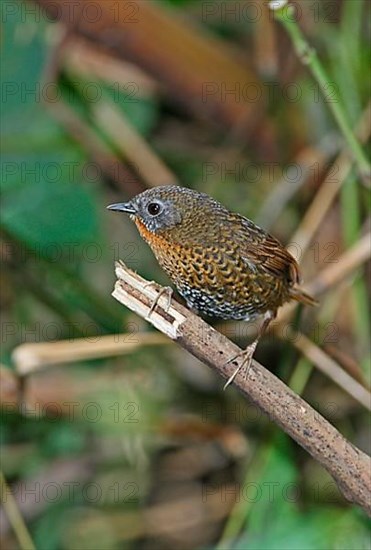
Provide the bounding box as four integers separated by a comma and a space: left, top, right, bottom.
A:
1, 2, 370, 549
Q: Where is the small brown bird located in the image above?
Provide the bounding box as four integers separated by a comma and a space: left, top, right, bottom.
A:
108, 185, 317, 387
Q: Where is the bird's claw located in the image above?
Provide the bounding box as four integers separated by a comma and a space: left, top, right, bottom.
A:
144, 284, 173, 320
223, 348, 254, 390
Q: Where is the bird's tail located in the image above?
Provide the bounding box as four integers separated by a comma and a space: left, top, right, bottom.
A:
289, 286, 318, 307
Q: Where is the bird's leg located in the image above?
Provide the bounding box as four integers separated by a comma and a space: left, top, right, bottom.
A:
223, 312, 274, 390
223, 341, 258, 390
144, 282, 173, 320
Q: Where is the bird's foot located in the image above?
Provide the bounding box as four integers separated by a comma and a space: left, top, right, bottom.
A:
223, 312, 274, 390
144, 283, 173, 320
223, 342, 257, 390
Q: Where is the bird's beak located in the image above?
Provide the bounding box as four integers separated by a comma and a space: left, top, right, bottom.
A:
106, 202, 136, 214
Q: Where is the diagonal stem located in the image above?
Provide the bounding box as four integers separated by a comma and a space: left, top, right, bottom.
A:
272, 3, 370, 182
112, 261, 371, 516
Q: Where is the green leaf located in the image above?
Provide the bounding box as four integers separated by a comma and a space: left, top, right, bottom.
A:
1, 179, 99, 253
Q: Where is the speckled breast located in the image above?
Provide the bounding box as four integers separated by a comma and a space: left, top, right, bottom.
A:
135, 218, 288, 320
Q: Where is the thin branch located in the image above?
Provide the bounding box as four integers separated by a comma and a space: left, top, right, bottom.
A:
0, 459, 94, 540
271, 3, 370, 180
0, 471, 36, 550
277, 231, 371, 324
257, 140, 337, 229
291, 103, 371, 255
64, 37, 158, 97
12, 333, 168, 376
289, 331, 370, 410
112, 261, 371, 515
307, 231, 371, 297
92, 99, 178, 188
261, 100, 371, 235
45, 99, 143, 194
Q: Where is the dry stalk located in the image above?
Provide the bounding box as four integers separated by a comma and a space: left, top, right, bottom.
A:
92, 101, 176, 187
112, 260, 371, 515
289, 331, 370, 410
12, 333, 168, 376
292, 103, 371, 256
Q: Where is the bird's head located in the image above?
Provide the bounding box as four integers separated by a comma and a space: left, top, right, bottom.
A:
107, 185, 226, 237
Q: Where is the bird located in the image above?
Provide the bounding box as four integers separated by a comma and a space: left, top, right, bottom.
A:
107, 185, 317, 387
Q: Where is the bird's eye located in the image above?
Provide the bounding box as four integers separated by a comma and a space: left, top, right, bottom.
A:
147, 202, 162, 216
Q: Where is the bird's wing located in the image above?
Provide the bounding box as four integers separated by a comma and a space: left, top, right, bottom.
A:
231, 214, 300, 285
